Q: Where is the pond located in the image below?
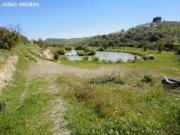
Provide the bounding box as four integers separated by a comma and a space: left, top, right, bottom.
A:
65, 50, 142, 63
65, 50, 82, 61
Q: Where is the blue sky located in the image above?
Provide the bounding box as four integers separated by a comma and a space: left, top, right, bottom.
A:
0, 0, 179, 40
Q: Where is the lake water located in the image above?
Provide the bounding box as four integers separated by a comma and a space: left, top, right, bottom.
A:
65, 50, 82, 61
65, 50, 141, 63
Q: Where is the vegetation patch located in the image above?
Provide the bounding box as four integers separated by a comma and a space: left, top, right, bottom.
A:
89, 74, 128, 85
59, 75, 180, 135
141, 75, 155, 83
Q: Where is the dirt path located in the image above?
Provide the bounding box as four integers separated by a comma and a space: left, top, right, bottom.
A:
26, 59, 72, 135
26, 59, 121, 79
24, 58, 124, 135
0, 55, 18, 93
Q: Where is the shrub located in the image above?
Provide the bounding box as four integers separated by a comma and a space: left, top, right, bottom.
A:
65, 46, 72, 50
0, 28, 19, 50
89, 74, 127, 85
98, 47, 105, 51
142, 54, 155, 60
142, 55, 148, 60
87, 50, 96, 56
93, 103, 105, 118
141, 75, 155, 83
92, 56, 99, 61
53, 52, 59, 60
84, 47, 96, 55
176, 48, 180, 55
75, 90, 89, 102
57, 49, 65, 55
75, 46, 85, 50
116, 76, 128, 84
147, 54, 155, 60
77, 51, 86, 56
84, 47, 90, 52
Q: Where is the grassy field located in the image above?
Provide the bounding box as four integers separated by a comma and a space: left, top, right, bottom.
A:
0, 45, 180, 135
55, 47, 180, 135
57, 74, 180, 134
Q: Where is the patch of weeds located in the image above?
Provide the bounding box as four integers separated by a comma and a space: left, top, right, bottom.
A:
141, 75, 155, 83
53, 52, 59, 60
89, 74, 128, 85
91, 56, 99, 61
75, 89, 90, 102
66, 104, 102, 135
16, 93, 52, 116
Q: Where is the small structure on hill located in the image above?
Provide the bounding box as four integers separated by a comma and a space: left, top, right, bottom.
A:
153, 17, 162, 23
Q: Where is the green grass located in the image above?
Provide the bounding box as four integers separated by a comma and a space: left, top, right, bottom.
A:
17, 44, 37, 62
57, 74, 180, 135
1, 45, 180, 134
56, 47, 180, 135
124, 51, 180, 77
0, 45, 54, 135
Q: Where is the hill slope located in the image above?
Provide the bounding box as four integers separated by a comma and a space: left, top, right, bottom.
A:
84, 20, 180, 51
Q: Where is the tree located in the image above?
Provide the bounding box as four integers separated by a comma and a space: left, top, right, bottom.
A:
102, 41, 108, 49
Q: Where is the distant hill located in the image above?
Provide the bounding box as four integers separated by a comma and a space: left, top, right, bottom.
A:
45, 37, 91, 45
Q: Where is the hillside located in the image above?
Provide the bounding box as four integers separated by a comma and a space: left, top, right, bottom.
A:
45, 37, 91, 45
83, 20, 180, 51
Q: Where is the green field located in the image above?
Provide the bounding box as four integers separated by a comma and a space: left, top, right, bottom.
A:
0, 45, 180, 135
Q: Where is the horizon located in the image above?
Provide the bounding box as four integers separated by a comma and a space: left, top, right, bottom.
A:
0, 0, 180, 40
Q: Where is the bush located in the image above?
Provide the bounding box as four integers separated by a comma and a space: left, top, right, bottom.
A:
53, 52, 59, 60
77, 51, 86, 56
84, 47, 96, 56
141, 75, 155, 83
92, 56, 99, 61
75, 46, 86, 50
0, 28, 18, 50
176, 48, 180, 55
89, 74, 127, 84
87, 50, 96, 56
98, 47, 105, 51
65, 46, 72, 50
57, 49, 65, 55
75, 90, 89, 102
147, 54, 155, 60
84, 47, 90, 52
142, 54, 155, 60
